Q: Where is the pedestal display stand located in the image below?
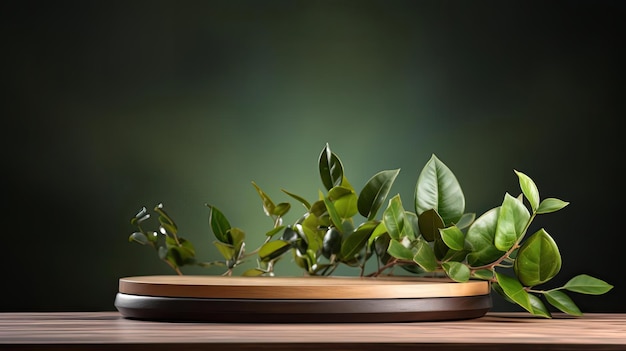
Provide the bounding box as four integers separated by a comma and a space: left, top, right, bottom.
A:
115, 275, 491, 323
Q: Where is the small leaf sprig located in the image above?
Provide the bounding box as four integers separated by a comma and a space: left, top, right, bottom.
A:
129, 143, 613, 317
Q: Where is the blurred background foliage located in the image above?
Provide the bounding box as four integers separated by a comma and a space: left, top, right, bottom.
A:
3, 0, 624, 312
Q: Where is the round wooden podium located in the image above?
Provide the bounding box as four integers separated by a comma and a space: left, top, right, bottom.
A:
114, 275, 491, 323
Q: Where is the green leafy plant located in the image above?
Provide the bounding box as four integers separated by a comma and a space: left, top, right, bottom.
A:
129, 143, 613, 317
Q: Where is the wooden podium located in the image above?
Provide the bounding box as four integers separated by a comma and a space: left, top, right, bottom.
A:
115, 275, 491, 323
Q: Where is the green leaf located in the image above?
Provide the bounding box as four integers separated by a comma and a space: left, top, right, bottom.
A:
528, 294, 551, 318
213, 241, 235, 260
228, 228, 246, 251
272, 202, 291, 217
514, 229, 561, 287
265, 225, 286, 237
258, 240, 292, 262
206, 205, 231, 244
465, 207, 506, 266
412, 240, 438, 272
562, 274, 614, 295
383, 195, 414, 240
417, 209, 444, 242
242, 268, 266, 277
358, 169, 401, 220
328, 186, 358, 218
473, 269, 494, 280
130, 207, 150, 226
367, 221, 387, 248
319, 143, 344, 191
387, 239, 414, 261
455, 212, 475, 230
129, 232, 148, 245
281, 189, 311, 210
515, 170, 540, 212
322, 227, 342, 258
166, 237, 196, 266
154, 203, 178, 232
442, 261, 470, 282
494, 193, 530, 251
545, 290, 582, 316
439, 225, 465, 251
251, 181, 276, 217
537, 198, 569, 214
340, 222, 377, 260
323, 196, 343, 232
495, 272, 533, 313
415, 154, 465, 226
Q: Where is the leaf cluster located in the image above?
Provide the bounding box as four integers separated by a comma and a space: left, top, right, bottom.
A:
129, 144, 613, 316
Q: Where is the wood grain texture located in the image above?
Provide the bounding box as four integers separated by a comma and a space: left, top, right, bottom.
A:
1, 312, 625, 351
118, 275, 490, 299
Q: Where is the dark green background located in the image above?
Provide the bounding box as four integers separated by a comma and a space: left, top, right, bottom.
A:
4, 1, 624, 313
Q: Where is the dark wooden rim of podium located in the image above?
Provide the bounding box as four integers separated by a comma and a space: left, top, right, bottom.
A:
118, 275, 490, 299
114, 293, 492, 323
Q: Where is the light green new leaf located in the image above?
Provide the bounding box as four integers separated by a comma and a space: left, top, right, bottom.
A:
545, 290, 582, 316
415, 154, 465, 226
465, 207, 506, 266
272, 202, 291, 217
417, 209, 444, 242
251, 181, 276, 217
387, 239, 414, 261
242, 268, 266, 277
536, 198, 569, 214
265, 225, 286, 237
206, 204, 231, 244
515, 170, 540, 212
258, 240, 292, 262
213, 241, 235, 260
514, 229, 561, 287
319, 143, 344, 191
358, 169, 401, 220
495, 272, 533, 313
367, 221, 387, 248
323, 196, 343, 232
328, 186, 358, 218
562, 274, 614, 295
442, 261, 470, 282
528, 294, 551, 318
383, 195, 413, 240
440, 225, 465, 251
494, 193, 530, 251
412, 240, 438, 272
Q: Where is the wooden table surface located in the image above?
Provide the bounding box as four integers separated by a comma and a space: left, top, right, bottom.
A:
1, 312, 625, 350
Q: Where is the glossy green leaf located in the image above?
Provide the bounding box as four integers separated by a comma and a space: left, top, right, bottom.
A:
562, 274, 614, 295
417, 209, 444, 242
515, 170, 540, 212
495, 272, 533, 313
272, 202, 291, 217
358, 169, 401, 220
265, 225, 286, 237
166, 237, 196, 266
319, 143, 344, 191
154, 203, 177, 232
412, 240, 438, 272
440, 225, 465, 251
528, 294, 551, 318
206, 204, 231, 244
367, 221, 387, 248
537, 198, 569, 214
545, 290, 582, 316
251, 181, 276, 217
228, 227, 246, 250
383, 195, 414, 240
514, 229, 561, 287
442, 261, 470, 282
328, 186, 358, 218
465, 207, 506, 266
213, 241, 235, 260
131, 207, 150, 226
129, 232, 148, 245
491, 282, 516, 304
322, 227, 342, 258
258, 240, 292, 262
415, 154, 465, 226
455, 212, 475, 230
387, 239, 414, 260
281, 189, 311, 210
322, 196, 343, 232
473, 269, 494, 280
494, 193, 530, 251
340, 222, 377, 260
